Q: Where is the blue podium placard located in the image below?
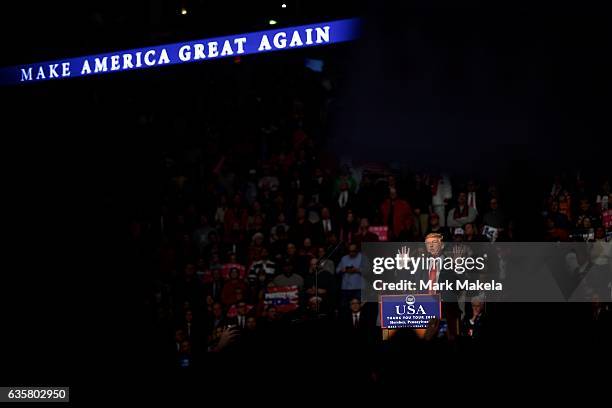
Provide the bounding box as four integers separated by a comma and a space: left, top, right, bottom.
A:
380, 294, 441, 329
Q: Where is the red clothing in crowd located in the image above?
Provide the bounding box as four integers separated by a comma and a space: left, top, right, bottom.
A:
353, 230, 380, 248
221, 279, 249, 306
223, 207, 249, 235
545, 227, 569, 242
380, 198, 413, 238
558, 197, 571, 220
220, 263, 247, 280
226, 304, 254, 318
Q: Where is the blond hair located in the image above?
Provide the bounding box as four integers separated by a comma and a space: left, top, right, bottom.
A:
424, 232, 444, 241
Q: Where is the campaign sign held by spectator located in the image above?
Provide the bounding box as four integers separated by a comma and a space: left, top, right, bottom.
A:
603, 209, 612, 228
482, 225, 498, 241
380, 294, 441, 329
370, 226, 389, 241
265, 285, 299, 313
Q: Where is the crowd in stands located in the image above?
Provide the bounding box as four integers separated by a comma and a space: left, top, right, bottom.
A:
127, 53, 612, 370
543, 174, 611, 243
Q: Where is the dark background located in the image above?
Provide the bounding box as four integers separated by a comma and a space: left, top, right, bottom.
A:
1, 0, 363, 395
1, 0, 609, 396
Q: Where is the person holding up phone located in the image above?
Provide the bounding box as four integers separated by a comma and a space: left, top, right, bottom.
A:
462, 296, 487, 341
336, 243, 364, 311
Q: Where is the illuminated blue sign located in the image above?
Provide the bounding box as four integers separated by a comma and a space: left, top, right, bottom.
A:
0, 18, 360, 86
380, 294, 441, 329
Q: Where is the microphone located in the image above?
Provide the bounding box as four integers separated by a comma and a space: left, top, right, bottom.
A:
318, 239, 344, 267
315, 239, 344, 313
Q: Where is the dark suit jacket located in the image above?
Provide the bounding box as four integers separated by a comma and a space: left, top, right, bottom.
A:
340, 311, 368, 331
334, 192, 355, 217
465, 190, 487, 216
288, 219, 314, 244
226, 314, 249, 330
438, 268, 461, 302
338, 303, 380, 345
203, 280, 223, 300
209, 317, 226, 335
313, 219, 339, 244
415, 254, 461, 302
462, 313, 488, 340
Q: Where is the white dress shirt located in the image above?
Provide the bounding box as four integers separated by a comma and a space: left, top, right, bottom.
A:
467, 192, 478, 211
338, 191, 349, 208
322, 219, 332, 232
352, 311, 361, 327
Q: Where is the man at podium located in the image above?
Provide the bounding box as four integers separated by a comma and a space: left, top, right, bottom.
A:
421, 232, 462, 339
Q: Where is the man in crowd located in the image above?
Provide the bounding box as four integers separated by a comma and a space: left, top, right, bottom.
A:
336, 243, 364, 309
315, 207, 337, 244
462, 296, 488, 341
353, 217, 380, 247
221, 268, 248, 306
272, 259, 304, 290
482, 197, 506, 230
303, 257, 334, 311
381, 187, 413, 241
431, 174, 453, 227
247, 248, 276, 283
447, 192, 478, 228
425, 212, 448, 241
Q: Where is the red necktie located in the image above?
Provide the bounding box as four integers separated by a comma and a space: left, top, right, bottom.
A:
428, 265, 437, 294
